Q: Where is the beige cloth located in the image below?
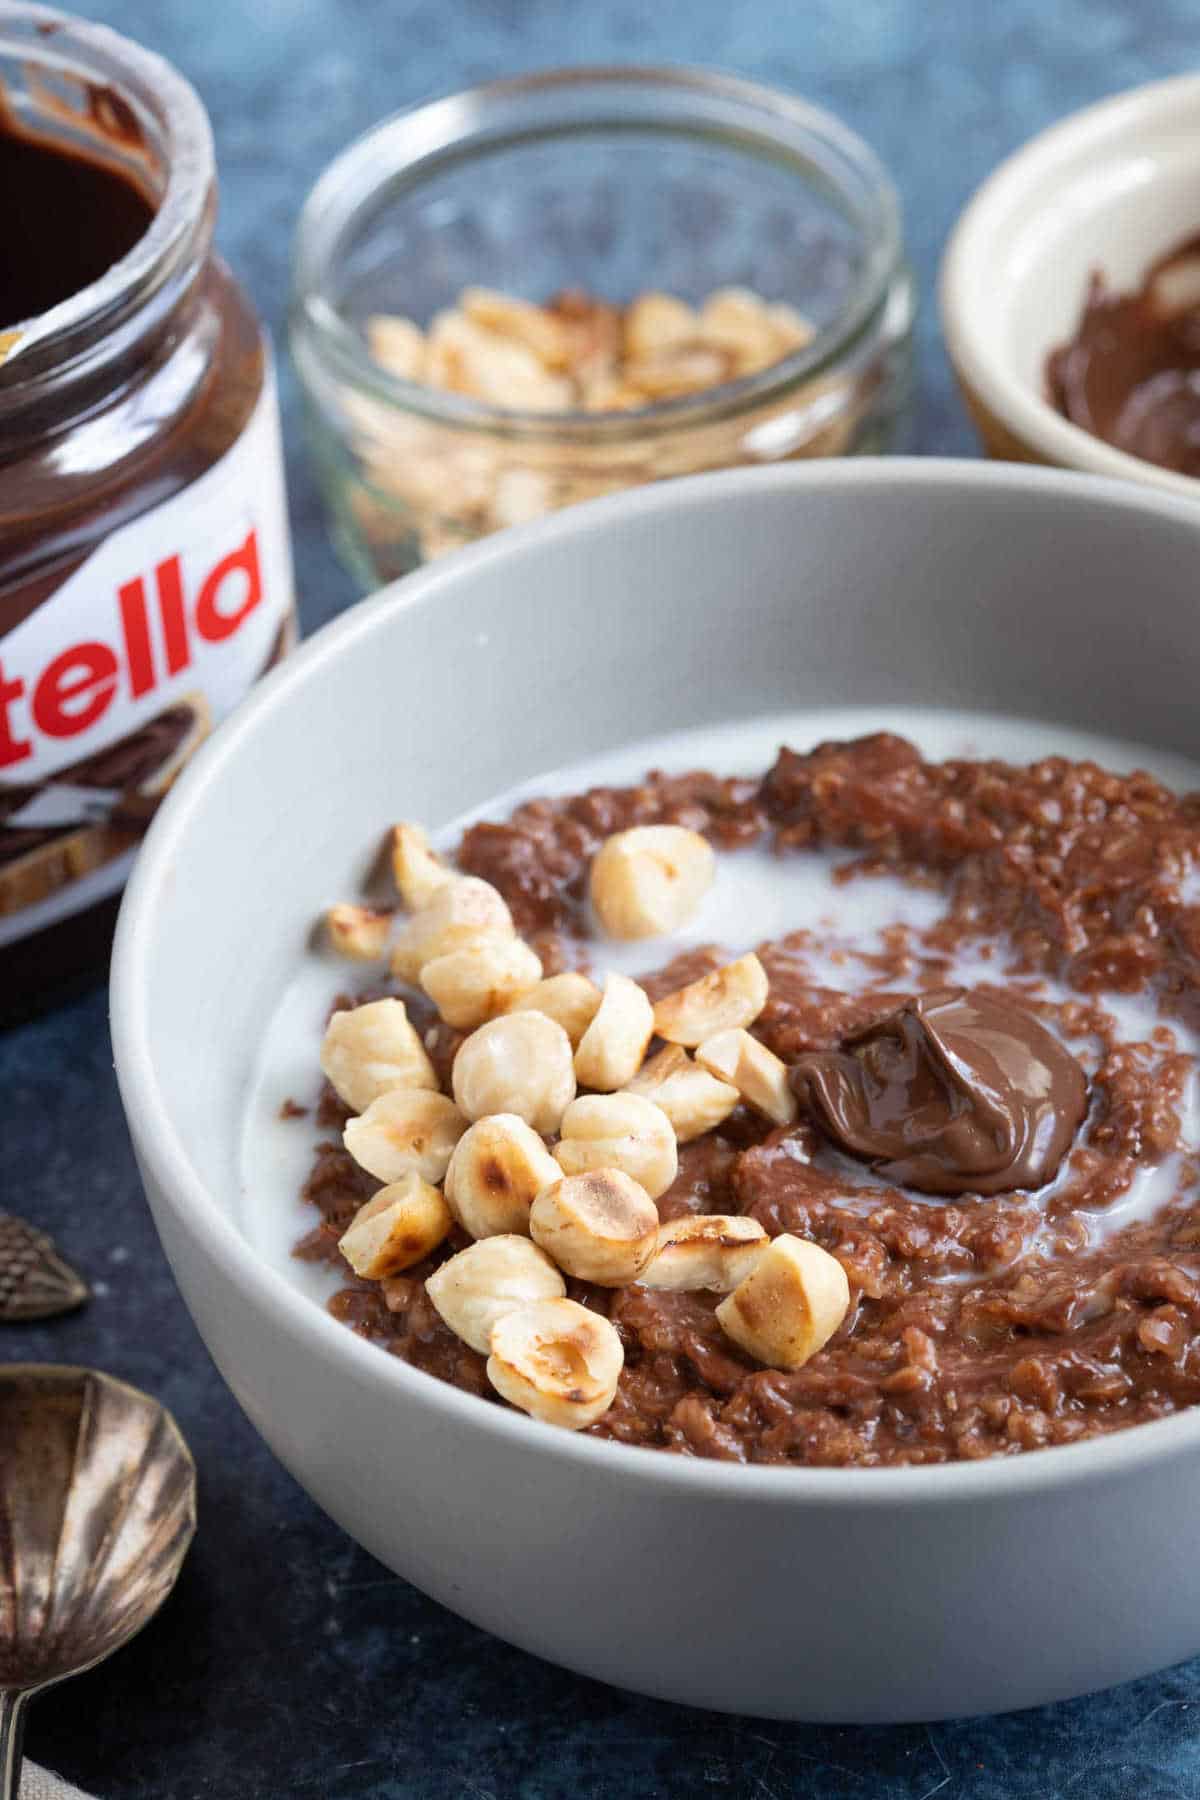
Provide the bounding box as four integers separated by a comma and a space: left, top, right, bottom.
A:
20, 1764, 96, 1799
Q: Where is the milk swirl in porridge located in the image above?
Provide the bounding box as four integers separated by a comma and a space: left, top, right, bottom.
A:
243, 711, 1200, 1466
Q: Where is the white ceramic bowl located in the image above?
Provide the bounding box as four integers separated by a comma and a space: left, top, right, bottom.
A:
112, 460, 1200, 1723
940, 74, 1200, 495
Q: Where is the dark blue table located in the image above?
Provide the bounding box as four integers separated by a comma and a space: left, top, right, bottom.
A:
6, 2, 1200, 1793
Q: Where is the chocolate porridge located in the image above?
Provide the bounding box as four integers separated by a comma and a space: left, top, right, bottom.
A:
294, 734, 1200, 1466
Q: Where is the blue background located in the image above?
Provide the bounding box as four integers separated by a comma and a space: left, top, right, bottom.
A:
6, 2, 1200, 1794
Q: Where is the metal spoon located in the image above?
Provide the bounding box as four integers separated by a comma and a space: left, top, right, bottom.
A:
0, 1366, 196, 1798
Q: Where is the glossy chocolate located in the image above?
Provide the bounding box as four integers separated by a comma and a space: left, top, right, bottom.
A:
1047, 234, 1200, 476
790, 986, 1089, 1197
0, 117, 154, 326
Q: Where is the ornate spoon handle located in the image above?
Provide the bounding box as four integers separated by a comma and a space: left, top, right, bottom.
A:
0, 1689, 27, 1800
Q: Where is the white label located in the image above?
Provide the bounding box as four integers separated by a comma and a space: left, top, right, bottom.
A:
0, 362, 295, 949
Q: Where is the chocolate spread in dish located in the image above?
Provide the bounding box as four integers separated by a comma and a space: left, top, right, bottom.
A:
1046, 233, 1200, 475
790, 987, 1089, 1197
296, 734, 1200, 1467
0, 115, 154, 326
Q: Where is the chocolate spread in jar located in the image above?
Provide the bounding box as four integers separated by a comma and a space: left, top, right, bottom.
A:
0, 14, 295, 1025
1046, 233, 1200, 474
0, 117, 154, 326
790, 987, 1089, 1197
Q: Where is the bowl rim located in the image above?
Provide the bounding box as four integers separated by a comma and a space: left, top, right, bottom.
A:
112, 456, 1200, 1507
289, 62, 908, 440
939, 71, 1200, 499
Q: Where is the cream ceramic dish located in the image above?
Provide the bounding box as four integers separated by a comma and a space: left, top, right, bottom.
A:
112, 461, 1200, 1722
940, 74, 1200, 494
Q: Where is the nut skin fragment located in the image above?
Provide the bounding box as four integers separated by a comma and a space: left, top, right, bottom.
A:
652, 953, 769, 1047
550, 288, 622, 383
343, 1089, 467, 1185
426, 1235, 565, 1352
624, 1043, 739, 1142
338, 1172, 452, 1279
443, 1113, 562, 1239
390, 875, 515, 981
507, 972, 602, 1047
589, 824, 715, 940
625, 346, 732, 398
420, 937, 543, 1029
766, 301, 814, 353
325, 902, 392, 963
554, 1092, 678, 1201
623, 291, 698, 359
699, 287, 782, 374
574, 972, 655, 1092
367, 314, 426, 381
320, 998, 438, 1114
696, 1028, 798, 1127
715, 1234, 850, 1370
426, 308, 574, 410
639, 1214, 769, 1293
580, 374, 650, 412
460, 286, 571, 370
491, 467, 553, 527
529, 1168, 659, 1286
389, 822, 453, 910
451, 1011, 576, 1133
487, 1297, 624, 1429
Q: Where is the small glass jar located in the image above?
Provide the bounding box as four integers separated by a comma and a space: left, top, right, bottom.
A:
0, 5, 295, 1023
290, 66, 916, 589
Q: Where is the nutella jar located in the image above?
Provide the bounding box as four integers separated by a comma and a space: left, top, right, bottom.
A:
0, 6, 295, 1024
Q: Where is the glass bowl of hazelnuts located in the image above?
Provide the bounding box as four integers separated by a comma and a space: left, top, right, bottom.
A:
290, 65, 915, 587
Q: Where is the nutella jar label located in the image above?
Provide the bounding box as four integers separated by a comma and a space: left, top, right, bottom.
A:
0, 364, 294, 949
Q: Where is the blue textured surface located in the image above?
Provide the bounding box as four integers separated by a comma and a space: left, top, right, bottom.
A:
6, 1, 1200, 1794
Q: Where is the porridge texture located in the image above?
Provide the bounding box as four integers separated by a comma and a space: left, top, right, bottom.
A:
295, 734, 1200, 1465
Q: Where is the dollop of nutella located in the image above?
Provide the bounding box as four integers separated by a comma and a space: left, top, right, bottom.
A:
790, 987, 1088, 1197
1047, 234, 1200, 475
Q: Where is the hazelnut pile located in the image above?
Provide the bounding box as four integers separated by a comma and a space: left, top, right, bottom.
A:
345, 285, 860, 570
319, 819, 851, 1431
367, 285, 815, 415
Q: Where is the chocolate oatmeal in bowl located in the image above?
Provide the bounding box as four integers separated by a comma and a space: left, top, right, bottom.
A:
280, 721, 1200, 1468
115, 459, 1200, 1716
